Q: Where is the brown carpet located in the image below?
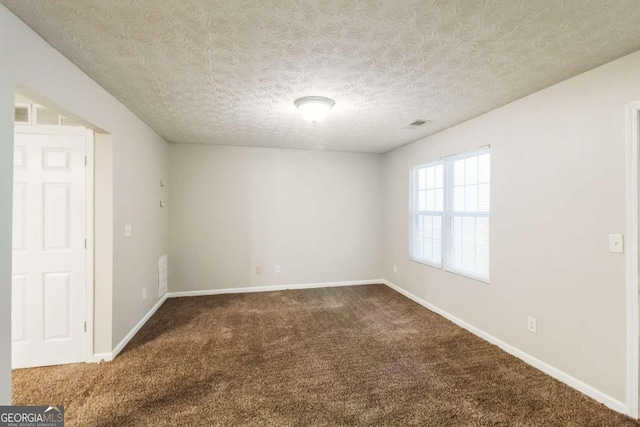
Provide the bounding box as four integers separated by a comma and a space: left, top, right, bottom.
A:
12, 284, 640, 426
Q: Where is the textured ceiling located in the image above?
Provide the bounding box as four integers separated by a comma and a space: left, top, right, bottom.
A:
4, 1, 640, 153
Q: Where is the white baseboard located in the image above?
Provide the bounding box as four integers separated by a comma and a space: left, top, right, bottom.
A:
90, 352, 113, 363
111, 293, 168, 359
166, 279, 384, 298
382, 279, 628, 416
92, 293, 168, 362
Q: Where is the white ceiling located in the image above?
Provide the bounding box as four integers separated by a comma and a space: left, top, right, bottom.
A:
4, 1, 640, 153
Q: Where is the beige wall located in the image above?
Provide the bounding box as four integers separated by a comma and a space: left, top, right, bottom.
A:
94, 133, 113, 354
169, 144, 383, 291
0, 5, 169, 399
0, 70, 13, 405
382, 50, 640, 403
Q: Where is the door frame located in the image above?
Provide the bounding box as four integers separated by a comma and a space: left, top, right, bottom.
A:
626, 101, 640, 418
13, 124, 95, 365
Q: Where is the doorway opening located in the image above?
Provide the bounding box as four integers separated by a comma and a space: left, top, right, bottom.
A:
11, 91, 94, 369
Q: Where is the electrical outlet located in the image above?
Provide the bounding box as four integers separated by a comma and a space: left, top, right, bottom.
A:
393, 264, 397, 273
274, 265, 281, 273
527, 316, 537, 334
256, 266, 261, 275
142, 288, 147, 299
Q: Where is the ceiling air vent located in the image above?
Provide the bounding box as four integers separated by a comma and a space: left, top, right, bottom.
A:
401, 119, 431, 130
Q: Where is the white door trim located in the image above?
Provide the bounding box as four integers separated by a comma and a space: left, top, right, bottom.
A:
13, 124, 95, 364
626, 101, 640, 419
83, 129, 94, 363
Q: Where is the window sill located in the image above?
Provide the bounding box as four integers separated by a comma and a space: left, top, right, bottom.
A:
408, 258, 490, 285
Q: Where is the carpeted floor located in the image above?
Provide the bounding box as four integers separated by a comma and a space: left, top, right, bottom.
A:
12, 284, 640, 426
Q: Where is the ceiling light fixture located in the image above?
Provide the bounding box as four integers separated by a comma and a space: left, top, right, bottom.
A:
294, 96, 335, 123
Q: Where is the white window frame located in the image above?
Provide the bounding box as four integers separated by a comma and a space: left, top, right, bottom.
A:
409, 160, 445, 268
410, 146, 490, 283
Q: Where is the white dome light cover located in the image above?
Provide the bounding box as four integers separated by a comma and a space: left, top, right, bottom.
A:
294, 96, 335, 123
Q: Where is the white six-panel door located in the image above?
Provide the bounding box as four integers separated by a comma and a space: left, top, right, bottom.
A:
12, 129, 89, 369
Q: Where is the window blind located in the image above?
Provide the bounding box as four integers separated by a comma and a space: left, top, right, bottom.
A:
410, 147, 490, 282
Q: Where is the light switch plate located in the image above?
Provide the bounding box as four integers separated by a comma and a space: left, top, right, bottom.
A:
609, 234, 624, 253
124, 224, 132, 238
